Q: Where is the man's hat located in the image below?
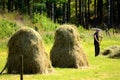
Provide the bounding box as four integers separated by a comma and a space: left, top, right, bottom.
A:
91, 28, 102, 31
96, 28, 101, 31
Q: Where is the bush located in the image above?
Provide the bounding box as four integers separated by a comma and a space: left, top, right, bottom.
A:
42, 32, 54, 45
0, 20, 18, 38
32, 13, 59, 31
32, 13, 59, 44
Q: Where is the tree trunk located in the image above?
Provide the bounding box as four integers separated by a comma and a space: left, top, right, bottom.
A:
46, 1, 52, 18
67, 0, 71, 22
117, 0, 120, 26
29, 0, 33, 17
88, 0, 90, 26
78, 0, 81, 25
94, 0, 97, 27
63, 3, 67, 23
7, 0, 13, 12
51, 3, 55, 22
97, 0, 103, 25
25, 0, 30, 14
1, 0, 6, 11
85, 0, 88, 29
75, 0, 78, 24
108, 0, 113, 28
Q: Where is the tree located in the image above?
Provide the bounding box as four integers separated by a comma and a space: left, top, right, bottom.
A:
0, 0, 6, 11
67, 0, 71, 22
63, 2, 67, 23
117, 0, 120, 25
78, 0, 81, 25
108, 0, 113, 29
7, 0, 13, 12
51, 3, 55, 22
94, 0, 97, 27
85, 0, 88, 29
0, 0, 120, 28
87, 0, 90, 26
75, 0, 78, 24
97, 0, 103, 25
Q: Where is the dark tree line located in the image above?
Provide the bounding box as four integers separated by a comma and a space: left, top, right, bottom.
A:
0, 0, 120, 29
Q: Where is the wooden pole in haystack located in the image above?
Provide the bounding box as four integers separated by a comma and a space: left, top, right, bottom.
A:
20, 55, 23, 80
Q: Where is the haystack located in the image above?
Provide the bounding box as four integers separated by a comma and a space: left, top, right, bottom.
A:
101, 45, 120, 58
50, 24, 89, 68
7, 27, 53, 74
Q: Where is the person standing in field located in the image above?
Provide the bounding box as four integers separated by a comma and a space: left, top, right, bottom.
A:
94, 29, 103, 57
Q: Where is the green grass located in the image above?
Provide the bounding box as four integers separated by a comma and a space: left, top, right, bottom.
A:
0, 12, 120, 80
0, 31, 120, 80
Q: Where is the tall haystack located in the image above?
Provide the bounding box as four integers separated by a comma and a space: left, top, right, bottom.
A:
7, 27, 53, 74
50, 24, 89, 68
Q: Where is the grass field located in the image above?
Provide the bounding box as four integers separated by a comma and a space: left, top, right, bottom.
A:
0, 30, 120, 80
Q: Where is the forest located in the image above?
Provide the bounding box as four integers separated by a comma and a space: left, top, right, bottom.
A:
0, 0, 120, 29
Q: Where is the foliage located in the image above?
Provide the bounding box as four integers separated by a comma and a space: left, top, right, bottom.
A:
0, 20, 18, 38
46, 0, 67, 3
32, 13, 59, 44
0, 19, 19, 51
42, 32, 54, 45
32, 13, 59, 31
0, 39, 7, 51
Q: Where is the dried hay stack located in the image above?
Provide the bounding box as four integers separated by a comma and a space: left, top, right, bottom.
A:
7, 27, 53, 74
101, 45, 120, 58
50, 24, 89, 68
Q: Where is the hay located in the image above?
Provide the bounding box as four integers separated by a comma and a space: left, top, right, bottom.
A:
7, 27, 53, 74
101, 45, 120, 58
50, 24, 89, 68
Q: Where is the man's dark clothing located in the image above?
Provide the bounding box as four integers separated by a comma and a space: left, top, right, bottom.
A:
94, 32, 100, 56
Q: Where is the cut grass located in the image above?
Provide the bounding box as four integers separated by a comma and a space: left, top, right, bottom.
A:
0, 58, 120, 80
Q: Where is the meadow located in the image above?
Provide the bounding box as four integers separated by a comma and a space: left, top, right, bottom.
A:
0, 30, 120, 80
0, 13, 120, 80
